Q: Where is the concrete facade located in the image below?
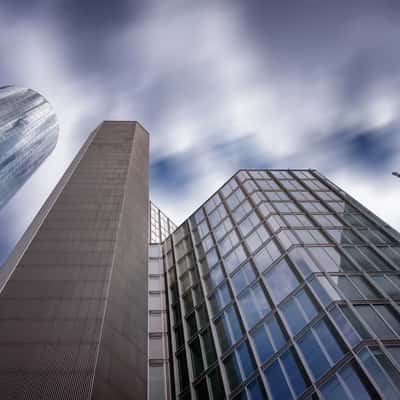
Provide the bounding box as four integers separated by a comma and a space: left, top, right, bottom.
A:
0, 121, 149, 399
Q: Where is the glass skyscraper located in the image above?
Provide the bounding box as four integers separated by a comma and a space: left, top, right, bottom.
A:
158, 169, 400, 400
0, 85, 59, 208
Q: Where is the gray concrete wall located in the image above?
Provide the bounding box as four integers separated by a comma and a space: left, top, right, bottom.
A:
0, 121, 149, 400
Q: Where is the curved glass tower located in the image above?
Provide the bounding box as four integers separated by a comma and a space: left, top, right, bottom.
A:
0, 85, 59, 208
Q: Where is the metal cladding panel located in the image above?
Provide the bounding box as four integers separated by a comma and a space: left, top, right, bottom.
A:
0, 121, 149, 399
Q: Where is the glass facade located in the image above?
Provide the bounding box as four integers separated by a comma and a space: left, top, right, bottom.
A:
159, 169, 400, 399
0, 85, 59, 208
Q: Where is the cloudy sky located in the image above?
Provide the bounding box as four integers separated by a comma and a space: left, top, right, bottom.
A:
0, 0, 399, 263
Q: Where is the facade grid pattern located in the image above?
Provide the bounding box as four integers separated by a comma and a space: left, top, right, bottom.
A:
161, 169, 400, 400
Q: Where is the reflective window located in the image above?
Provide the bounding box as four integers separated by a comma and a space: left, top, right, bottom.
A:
359, 347, 400, 398
204, 263, 225, 294
232, 262, 256, 294
214, 217, 234, 242
281, 288, 318, 335
298, 318, 345, 379
355, 304, 400, 339
371, 275, 400, 299
238, 282, 271, 328
215, 305, 243, 352
219, 229, 240, 256
329, 305, 361, 348
264, 348, 309, 399
238, 211, 261, 237
224, 244, 247, 274
308, 247, 355, 272
245, 224, 270, 253
264, 258, 300, 304
320, 361, 376, 400
232, 200, 253, 223
252, 314, 287, 363
226, 188, 245, 210
210, 283, 231, 315
224, 341, 256, 390
253, 240, 281, 273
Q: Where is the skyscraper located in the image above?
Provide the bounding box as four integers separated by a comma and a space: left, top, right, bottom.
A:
158, 169, 400, 400
0, 85, 59, 208
1, 121, 400, 400
0, 121, 148, 399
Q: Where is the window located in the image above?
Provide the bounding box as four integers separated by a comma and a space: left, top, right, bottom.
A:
253, 240, 281, 273
330, 275, 383, 300
273, 201, 300, 213
224, 244, 247, 274
215, 305, 243, 352
320, 361, 376, 400
308, 247, 355, 272
205, 194, 221, 214
233, 377, 267, 400
224, 341, 256, 390
289, 247, 320, 277
252, 314, 287, 363
327, 229, 361, 245
264, 258, 300, 304
232, 262, 256, 294
190, 338, 204, 377
245, 224, 270, 253
204, 263, 224, 294
238, 211, 261, 237
221, 178, 239, 198
297, 318, 345, 379
238, 282, 271, 328
283, 214, 314, 227
232, 200, 252, 223
264, 348, 309, 399
355, 304, 400, 339
226, 188, 246, 210
294, 229, 329, 244
329, 305, 361, 348
359, 347, 400, 399
301, 201, 328, 213
214, 217, 233, 241
345, 246, 393, 272
309, 276, 341, 306
281, 288, 318, 335
201, 328, 217, 366
210, 283, 231, 315
209, 204, 227, 228
371, 275, 400, 299
219, 229, 240, 256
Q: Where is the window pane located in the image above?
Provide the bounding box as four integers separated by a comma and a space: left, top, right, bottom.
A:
190, 338, 204, 377
238, 282, 271, 328
281, 348, 309, 397
356, 305, 395, 339
264, 258, 300, 304
252, 325, 275, 364
359, 347, 400, 399
238, 341, 255, 378
264, 360, 293, 400
298, 330, 331, 379
232, 262, 256, 294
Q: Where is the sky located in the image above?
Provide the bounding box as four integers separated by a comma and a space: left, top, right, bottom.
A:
0, 0, 399, 263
